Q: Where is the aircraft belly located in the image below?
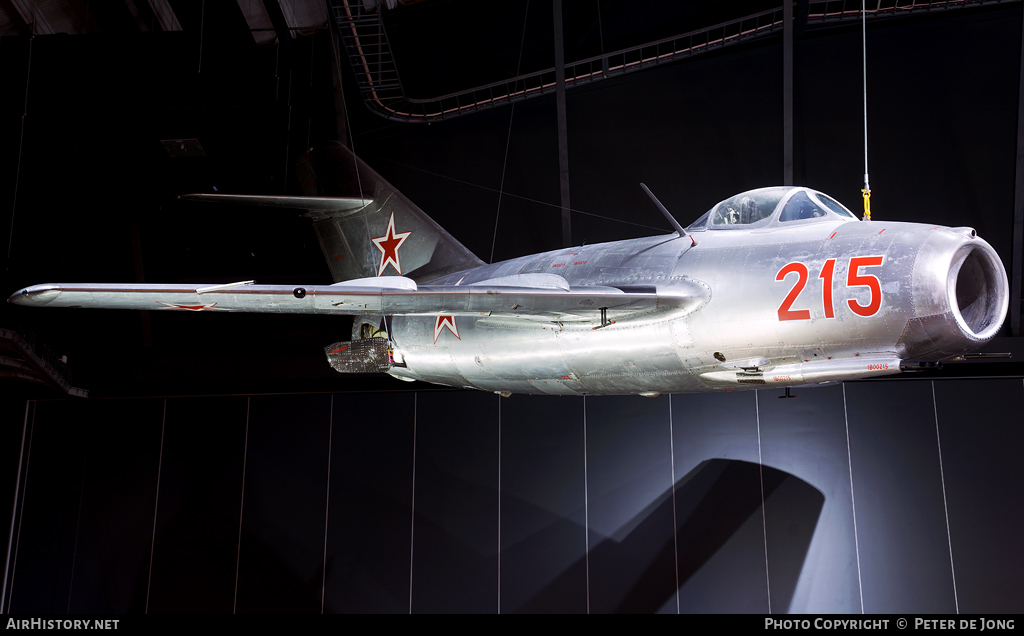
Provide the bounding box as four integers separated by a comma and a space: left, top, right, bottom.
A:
395, 315, 705, 395
555, 321, 700, 394
450, 321, 575, 388
394, 316, 580, 394
390, 316, 468, 388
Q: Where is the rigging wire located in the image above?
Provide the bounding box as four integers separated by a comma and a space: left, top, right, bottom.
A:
334, 33, 372, 259
377, 155, 670, 233
490, 0, 531, 264
198, 0, 205, 73
861, 0, 872, 220
6, 27, 33, 270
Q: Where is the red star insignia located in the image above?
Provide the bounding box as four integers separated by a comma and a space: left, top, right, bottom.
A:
371, 211, 413, 276
433, 315, 460, 343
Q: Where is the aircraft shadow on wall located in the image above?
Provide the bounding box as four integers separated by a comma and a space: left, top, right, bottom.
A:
508, 458, 824, 614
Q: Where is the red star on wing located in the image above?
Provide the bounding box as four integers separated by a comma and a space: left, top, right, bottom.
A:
371, 211, 413, 276
433, 315, 460, 343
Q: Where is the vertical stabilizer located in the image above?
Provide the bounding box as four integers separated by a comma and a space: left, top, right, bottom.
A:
296, 142, 484, 282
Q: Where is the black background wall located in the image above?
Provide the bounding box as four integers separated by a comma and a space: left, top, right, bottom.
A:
1, 1, 1023, 614
3, 382, 1023, 613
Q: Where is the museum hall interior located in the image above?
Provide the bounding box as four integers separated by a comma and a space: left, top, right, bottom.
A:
1, 0, 1022, 614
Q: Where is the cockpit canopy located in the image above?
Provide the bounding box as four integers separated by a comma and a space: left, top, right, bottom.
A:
688, 187, 859, 231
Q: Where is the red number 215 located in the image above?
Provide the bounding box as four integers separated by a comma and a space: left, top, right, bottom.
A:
776, 256, 883, 321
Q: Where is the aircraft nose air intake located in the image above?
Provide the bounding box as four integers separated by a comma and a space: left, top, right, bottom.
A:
898, 230, 1008, 360
947, 240, 1006, 340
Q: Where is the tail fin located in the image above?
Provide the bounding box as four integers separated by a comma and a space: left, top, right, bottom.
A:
295, 142, 483, 282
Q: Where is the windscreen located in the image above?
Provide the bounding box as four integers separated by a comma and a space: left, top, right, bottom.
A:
813, 192, 859, 219
779, 190, 828, 222
708, 187, 792, 229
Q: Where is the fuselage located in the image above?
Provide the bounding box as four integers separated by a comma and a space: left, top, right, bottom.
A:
383, 197, 1007, 396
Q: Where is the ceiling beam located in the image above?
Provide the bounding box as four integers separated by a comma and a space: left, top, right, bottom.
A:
261, 0, 293, 51
8, 0, 55, 34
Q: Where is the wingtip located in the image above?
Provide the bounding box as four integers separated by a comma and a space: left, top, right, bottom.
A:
8, 284, 62, 306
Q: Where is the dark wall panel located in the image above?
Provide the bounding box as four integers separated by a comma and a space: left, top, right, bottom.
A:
65, 399, 164, 613
757, 385, 859, 614
583, 395, 676, 614
669, 391, 766, 614
933, 379, 1024, 613
5, 376, 1024, 614
147, 396, 248, 614
0, 397, 29, 607
410, 391, 498, 614
845, 381, 957, 614
324, 392, 415, 614
2, 399, 34, 615
5, 401, 88, 614
498, 394, 586, 614
235, 394, 331, 614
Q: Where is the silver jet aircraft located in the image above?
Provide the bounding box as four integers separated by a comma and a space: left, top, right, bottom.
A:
8, 146, 1009, 396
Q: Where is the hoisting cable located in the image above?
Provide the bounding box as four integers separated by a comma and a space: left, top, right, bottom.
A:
7, 30, 33, 270
490, 0, 531, 264
861, 0, 872, 221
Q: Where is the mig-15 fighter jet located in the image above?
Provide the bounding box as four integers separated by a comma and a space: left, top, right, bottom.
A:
9, 145, 1008, 397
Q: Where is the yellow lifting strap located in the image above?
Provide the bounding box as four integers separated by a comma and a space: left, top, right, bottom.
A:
861, 188, 872, 221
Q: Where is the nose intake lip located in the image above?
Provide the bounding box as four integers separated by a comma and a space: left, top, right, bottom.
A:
947, 242, 1006, 341
898, 231, 1008, 360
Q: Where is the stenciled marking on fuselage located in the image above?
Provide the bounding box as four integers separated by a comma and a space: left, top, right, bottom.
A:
775, 256, 884, 321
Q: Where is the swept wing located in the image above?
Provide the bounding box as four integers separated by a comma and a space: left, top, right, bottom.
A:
10, 276, 709, 324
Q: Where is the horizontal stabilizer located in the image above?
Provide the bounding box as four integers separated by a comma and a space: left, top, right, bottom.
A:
180, 194, 374, 216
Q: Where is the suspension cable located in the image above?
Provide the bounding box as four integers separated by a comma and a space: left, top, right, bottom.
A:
862, 0, 872, 221
491, 1, 531, 263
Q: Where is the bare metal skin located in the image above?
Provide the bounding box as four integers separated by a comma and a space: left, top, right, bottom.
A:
9, 151, 1008, 397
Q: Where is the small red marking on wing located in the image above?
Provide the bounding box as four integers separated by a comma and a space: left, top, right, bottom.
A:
335, 254, 344, 260
828, 231, 837, 240
573, 261, 587, 265
551, 263, 565, 268
157, 301, 218, 311
878, 228, 886, 235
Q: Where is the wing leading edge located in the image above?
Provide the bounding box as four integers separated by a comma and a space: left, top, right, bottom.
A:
9, 277, 710, 323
